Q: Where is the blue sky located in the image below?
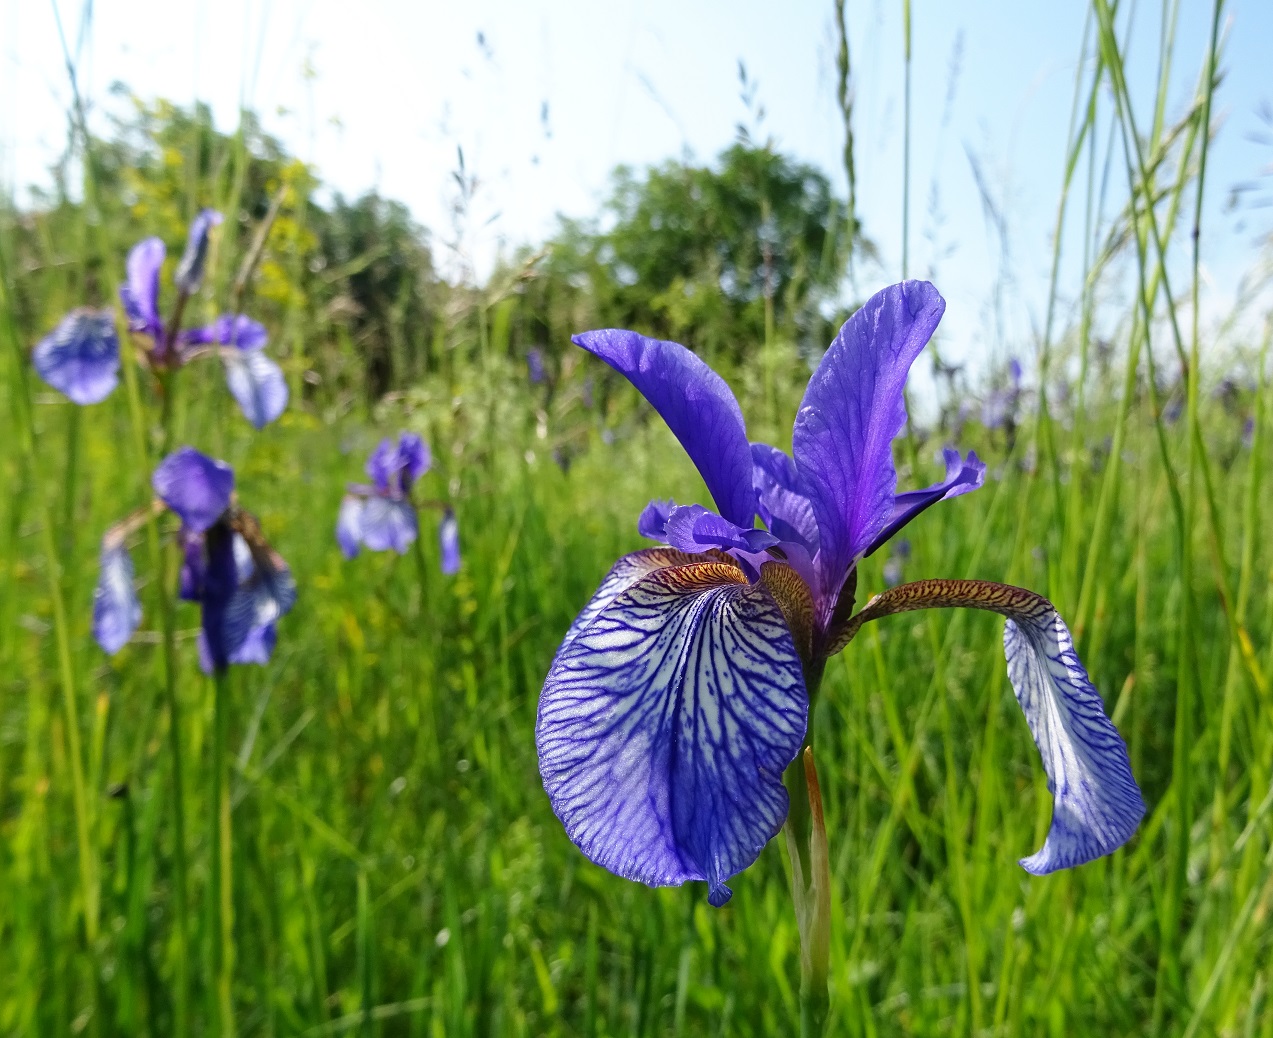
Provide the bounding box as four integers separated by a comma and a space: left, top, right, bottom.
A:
3, 0, 1270, 376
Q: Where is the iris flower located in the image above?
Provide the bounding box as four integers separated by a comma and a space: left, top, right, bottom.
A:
537, 280, 1145, 908
336, 432, 461, 573
93, 446, 296, 673
34, 210, 288, 428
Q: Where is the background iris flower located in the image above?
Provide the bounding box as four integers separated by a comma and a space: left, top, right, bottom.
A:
93, 446, 296, 673
337, 432, 461, 574
537, 280, 1145, 909
33, 210, 288, 428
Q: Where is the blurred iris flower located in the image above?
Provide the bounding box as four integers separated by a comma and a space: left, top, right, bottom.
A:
34, 210, 288, 428
537, 280, 1145, 907
982, 357, 1022, 431
337, 432, 460, 573
527, 346, 548, 385
93, 446, 297, 673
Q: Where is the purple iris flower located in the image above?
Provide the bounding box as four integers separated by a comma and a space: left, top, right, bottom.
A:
536, 280, 1144, 907
527, 347, 547, 385
337, 433, 461, 572
32, 309, 121, 405
92, 446, 296, 673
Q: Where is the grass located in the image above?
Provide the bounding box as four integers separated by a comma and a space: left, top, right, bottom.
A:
1, 0, 1271, 1034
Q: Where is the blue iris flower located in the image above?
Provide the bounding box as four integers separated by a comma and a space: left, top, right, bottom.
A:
337, 432, 461, 574
536, 280, 1145, 907
93, 446, 296, 673
34, 210, 288, 428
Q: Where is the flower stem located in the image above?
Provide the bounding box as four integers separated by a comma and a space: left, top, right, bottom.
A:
211, 665, 237, 1037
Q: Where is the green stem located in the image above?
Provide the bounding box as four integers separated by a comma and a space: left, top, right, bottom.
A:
211, 665, 237, 1037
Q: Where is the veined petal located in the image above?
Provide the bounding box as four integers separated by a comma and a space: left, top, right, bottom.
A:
663, 504, 779, 556
153, 447, 234, 533
439, 508, 461, 574
224, 349, 288, 428
573, 329, 757, 527
32, 310, 120, 405
836, 579, 1146, 872
791, 281, 945, 604
862, 447, 986, 558
336, 496, 364, 558
751, 443, 818, 551
120, 237, 165, 336
637, 499, 676, 541
359, 496, 418, 553
174, 209, 222, 294
93, 541, 141, 654
537, 562, 807, 906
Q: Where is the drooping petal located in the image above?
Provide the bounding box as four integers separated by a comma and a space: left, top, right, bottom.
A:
637, 499, 676, 541
153, 447, 234, 533
120, 237, 165, 337
93, 541, 141, 654
791, 281, 945, 605
174, 209, 222, 295
397, 432, 431, 488
180, 314, 269, 351
336, 496, 364, 558
862, 448, 986, 558
834, 579, 1146, 873
537, 561, 808, 906
555, 547, 721, 660
32, 310, 120, 406
198, 526, 295, 673
198, 622, 277, 674
224, 349, 289, 428
359, 496, 418, 553
573, 329, 757, 527
663, 504, 779, 557
751, 443, 818, 551
439, 508, 461, 574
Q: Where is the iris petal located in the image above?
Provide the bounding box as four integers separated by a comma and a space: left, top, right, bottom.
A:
862, 447, 986, 558
637, 498, 676, 541
174, 209, 222, 295
836, 579, 1146, 872
153, 447, 235, 533
573, 329, 757, 528
336, 497, 364, 558
439, 508, 461, 574
663, 504, 779, 556
180, 314, 269, 351
751, 444, 818, 551
359, 496, 418, 553
537, 562, 807, 906
224, 349, 289, 428
791, 280, 945, 607
120, 237, 165, 336
32, 310, 120, 406
93, 541, 141, 654
397, 432, 431, 487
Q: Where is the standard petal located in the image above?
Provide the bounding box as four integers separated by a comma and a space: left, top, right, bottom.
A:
152, 447, 235, 533
336, 497, 364, 558
359, 496, 418, 553
32, 310, 120, 405
791, 281, 945, 604
836, 579, 1146, 872
573, 329, 757, 527
174, 209, 222, 294
862, 448, 986, 558
120, 237, 165, 336
439, 508, 461, 574
365, 438, 398, 494
751, 443, 818, 551
537, 562, 807, 906
224, 349, 288, 428
637, 498, 676, 541
93, 541, 142, 654
397, 432, 431, 487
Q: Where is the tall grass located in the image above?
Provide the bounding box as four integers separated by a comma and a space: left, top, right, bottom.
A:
0, 1, 1270, 1035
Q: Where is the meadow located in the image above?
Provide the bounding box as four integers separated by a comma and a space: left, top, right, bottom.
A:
1, 2, 1271, 1035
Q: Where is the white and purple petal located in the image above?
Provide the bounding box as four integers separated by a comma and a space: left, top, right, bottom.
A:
537, 562, 807, 906
174, 209, 222, 295
336, 496, 364, 558
152, 447, 235, 533
862, 447, 986, 558
439, 508, 461, 574
92, 540, 141, 654
791, 280, 945, 609
120, 237, 165, 337
573, 329, 757, 528
359, 496, 418, 553
224, 348, 289, 429
32, 310, 120, 406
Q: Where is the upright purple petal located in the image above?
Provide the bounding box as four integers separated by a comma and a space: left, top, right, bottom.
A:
366, 439, 398, 495
862, 448, 985, 558
359, 496, 418, 553
180, 314, 269, 351
751, 444, 818, 551
174, 209, 222, 295
153, 447, 235, 533
224, 349, 289, 429
537, 561, 807, 907
663, 505, 779, 556
573, 329, 757, 527
397, 433, 431, 488
93, 541, 141, 654
336, 496, 364, 558
791, 280, 945, 604
32, 310, 120, 405
439, 508, 461, 574
120, 237, 165, 337
637, 499, 676, 541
